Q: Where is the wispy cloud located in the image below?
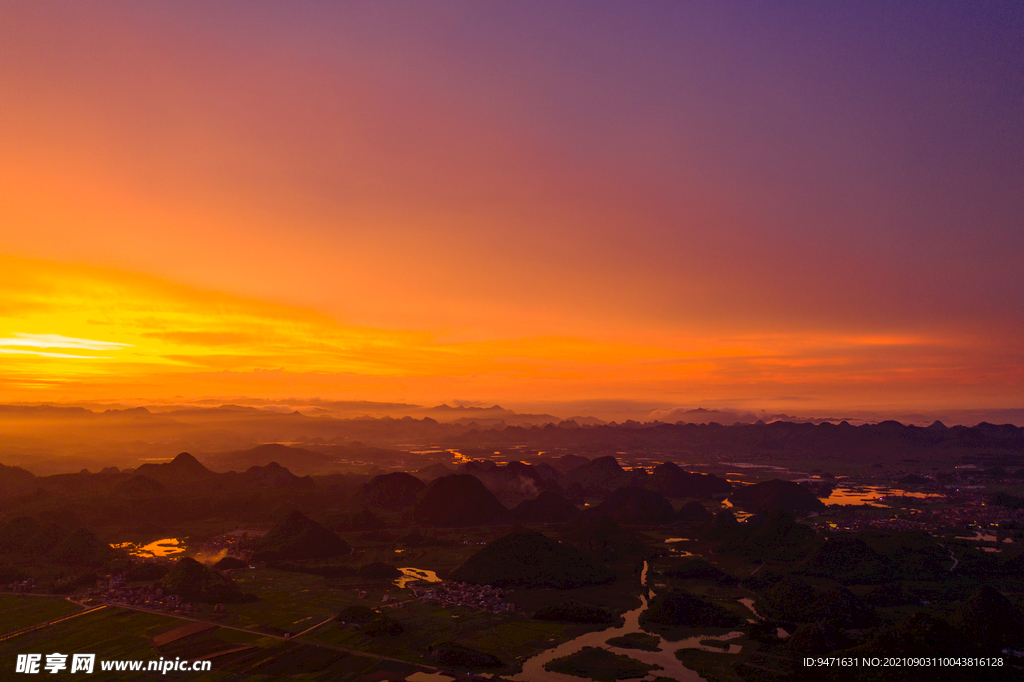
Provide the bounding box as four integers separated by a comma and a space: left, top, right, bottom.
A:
0, 348, 106, 359
0, 333, 131, 351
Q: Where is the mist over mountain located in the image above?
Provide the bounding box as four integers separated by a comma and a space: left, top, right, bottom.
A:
197, 443, 335, 476
1, 401, 1023, 478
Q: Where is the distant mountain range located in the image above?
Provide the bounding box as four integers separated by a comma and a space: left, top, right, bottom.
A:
0, 401, 1022, 474
449, 420, 1024, 463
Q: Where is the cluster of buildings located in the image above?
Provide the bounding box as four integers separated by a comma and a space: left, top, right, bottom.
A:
196, 530, 264, 561
411, 581, 516, 614
2, 578, 34, 593
812, 482, 1024, 540
82, 579, 196, 614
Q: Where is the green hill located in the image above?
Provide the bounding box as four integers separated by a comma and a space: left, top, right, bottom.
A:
761, 576, 877, 627
950, 585, 1024, 650
728, 479, 825, 514
512, 490, 579, 523
760, 576, 818, 621
718, 509, 817, 561
451, 530, 613, 588
562, 515, 644, 560
640, 589, 743, 630
698, 510, 741, 541
677, 500, 711, 526
645, 462, 731, 498
0, 516, 41, 551
796, 535, 892, 583
661, 557, 734, 584
562, 456, 634, 494
323, 508, 387, 532
843, 611, 985, 668
252, 510, 351, 561
591, 486, 676, 525
159, 557, 247, 603
545, 647, 661, 681
412, 474, 510, 527
47, 528, 121, 566
361, 471, 425, 509
787, 621, 851, 655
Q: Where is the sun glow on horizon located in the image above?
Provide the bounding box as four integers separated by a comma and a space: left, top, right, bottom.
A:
0, 255, 1015, 412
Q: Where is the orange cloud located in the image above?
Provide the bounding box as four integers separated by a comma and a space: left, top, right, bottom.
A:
0, 255, 1017, 414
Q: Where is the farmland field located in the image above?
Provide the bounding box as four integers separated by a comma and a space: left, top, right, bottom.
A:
0, 595, 83, 634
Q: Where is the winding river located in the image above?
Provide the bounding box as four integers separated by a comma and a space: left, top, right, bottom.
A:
508, 562, 744, 682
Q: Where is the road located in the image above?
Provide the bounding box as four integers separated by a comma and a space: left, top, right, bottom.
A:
0, 605, 107, 644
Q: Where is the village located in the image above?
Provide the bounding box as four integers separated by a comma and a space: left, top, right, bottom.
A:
354, 579, 518, 616
77, 574, 215, 615
410, 581, 516, 614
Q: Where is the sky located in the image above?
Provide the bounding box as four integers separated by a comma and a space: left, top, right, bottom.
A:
0, 1, 1021, 416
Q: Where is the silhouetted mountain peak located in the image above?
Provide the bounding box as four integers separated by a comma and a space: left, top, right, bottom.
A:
581, 454, 618, 471
361, 471, 425, 509
169, 452, 209, 472
729, 479, 825, 514
135, 452, 214, 483
646, 462, 731, 499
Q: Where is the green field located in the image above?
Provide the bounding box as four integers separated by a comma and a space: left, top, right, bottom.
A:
222, 569, 344, 631
0, 608, 181, 680
0, 603, 424, 681
0, 595, 83, 634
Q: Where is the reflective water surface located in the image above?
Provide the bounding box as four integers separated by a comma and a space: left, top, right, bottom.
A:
394, 567, 442, 589
111, 538, 185, 558
509, 562, 744, 682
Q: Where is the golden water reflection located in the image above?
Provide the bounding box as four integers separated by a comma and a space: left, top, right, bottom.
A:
821, 486, 942, 506
394, 567, 442, 589
111, 538, 185, 558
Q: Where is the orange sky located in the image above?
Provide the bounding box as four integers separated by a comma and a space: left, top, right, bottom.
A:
1, 4, 1021, 415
